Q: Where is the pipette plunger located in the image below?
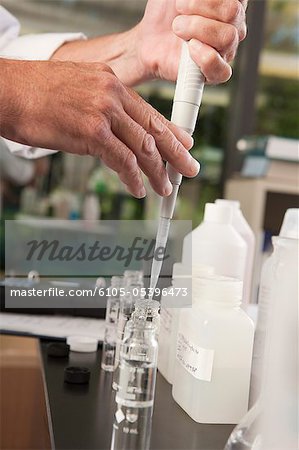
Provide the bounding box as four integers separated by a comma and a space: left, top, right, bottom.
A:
149, 42, 205, 296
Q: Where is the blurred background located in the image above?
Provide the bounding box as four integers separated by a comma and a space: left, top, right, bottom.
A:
1, 0, 298, 272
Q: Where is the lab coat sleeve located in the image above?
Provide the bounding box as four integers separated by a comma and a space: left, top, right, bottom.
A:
0, 6, 86, 159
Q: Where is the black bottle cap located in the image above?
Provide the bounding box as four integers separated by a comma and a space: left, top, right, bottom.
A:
64, 366, 91, 384
47, 342, 70, 358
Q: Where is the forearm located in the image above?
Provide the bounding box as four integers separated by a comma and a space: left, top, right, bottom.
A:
0, 58, 27, 143
51, 26, 146, 87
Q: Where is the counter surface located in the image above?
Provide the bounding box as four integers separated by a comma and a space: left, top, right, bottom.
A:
40, 341, 234, 450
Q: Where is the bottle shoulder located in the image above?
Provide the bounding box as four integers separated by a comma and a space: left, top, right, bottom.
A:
188, 223, 247, 248
181, 304, 254, 329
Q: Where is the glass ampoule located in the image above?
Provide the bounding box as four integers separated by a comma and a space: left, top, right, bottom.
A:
101, 276, 123, 372
112, 285, 143, 389
112, 299, 159, 391
123, 270, 144, 287
224, 402, 262, 450
111, 314, 158, 450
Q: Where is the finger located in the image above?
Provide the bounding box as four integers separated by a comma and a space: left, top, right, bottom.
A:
123, 90, 200, 178
176, 0, 246, 32
98, 132, 146, 198
240, 0, 249, 11
189, 39, 232, 84
126, 87, 194, 151
173, 15, 240, 59
111, 113, 173, 197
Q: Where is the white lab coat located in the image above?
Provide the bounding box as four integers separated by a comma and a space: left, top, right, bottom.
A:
0, 6, 85, 159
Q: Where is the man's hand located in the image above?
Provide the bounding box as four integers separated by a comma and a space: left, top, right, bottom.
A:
137, 0, 248, 84
53, 0, 248, 86
0, 59, 198, 198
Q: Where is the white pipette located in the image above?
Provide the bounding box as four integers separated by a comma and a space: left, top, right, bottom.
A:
149, 41, 205, 296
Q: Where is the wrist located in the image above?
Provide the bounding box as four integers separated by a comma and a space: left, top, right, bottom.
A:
110, 26, 149, 86
52, 27, 149, 87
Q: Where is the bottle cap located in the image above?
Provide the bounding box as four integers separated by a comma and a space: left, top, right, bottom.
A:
95, 277, 106, 288
135, 299, 160, 312
215, 199, 240, 210
204, 203, 233, 224
64, 366, 90, 384
66, 336, 98, 353
279, 209, 299, 239
47, 342, 70, 358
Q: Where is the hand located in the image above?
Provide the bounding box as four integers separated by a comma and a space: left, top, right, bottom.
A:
136, 0, 248, 84
0, 59, 198, 198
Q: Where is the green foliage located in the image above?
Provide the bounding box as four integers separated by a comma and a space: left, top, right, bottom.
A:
256, 77, 299, 139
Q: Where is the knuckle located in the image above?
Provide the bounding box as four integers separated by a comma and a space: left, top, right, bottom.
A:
141, 133, 156, 158
100, 97, 114, 114
92, 117, 111, 144
94, 62, 110, 73
224, 0, 242, 24
221, 25, 239, 50
169, 139, 184, 159
149, 115, 167, 138
201, 49, 219, 73
102, 72, 120, 93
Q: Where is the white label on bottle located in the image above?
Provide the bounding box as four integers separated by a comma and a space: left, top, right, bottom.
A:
176, 332, 214, 382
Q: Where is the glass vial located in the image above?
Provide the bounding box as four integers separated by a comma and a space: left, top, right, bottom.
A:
101, 276, 123, 372
111, 314, 158, 450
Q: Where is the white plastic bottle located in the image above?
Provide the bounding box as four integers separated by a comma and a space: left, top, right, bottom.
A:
225, 235, 298, 449
215, 199, 255, 303
158, 263, 214, 385
182, 203, 247, 281
172, 276, 254, 424
250, 208, 299, 405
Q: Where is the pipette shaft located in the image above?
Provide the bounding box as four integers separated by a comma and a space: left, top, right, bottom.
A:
149, 42, 205, 294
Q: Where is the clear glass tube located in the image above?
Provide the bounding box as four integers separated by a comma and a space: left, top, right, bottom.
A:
111, 316, 158, 450
112, 299, 159, 390
101, 276, 123, 372
224, 402, 262, 450
112, 286, 142, 389
123, 270, 144, 287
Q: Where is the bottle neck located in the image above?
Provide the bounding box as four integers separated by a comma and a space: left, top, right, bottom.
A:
192, 276, 243, 309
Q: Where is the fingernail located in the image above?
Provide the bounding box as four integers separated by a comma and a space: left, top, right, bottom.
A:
189, 158, 200, 175
182, 133, 194, 150
138, 187, 147, 198
164, 180, 173, 196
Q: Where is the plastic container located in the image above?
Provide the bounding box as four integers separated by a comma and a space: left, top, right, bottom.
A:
182, 203, 247, 280
250, 208, 299, 404
172, 276, 254, 424
226, 236, 298, 449
215, 199, 255, 303
158, 263, 214, 385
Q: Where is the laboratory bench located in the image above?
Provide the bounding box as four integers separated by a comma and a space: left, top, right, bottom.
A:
1, 334, 235, 450
41, 340, 234, 450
